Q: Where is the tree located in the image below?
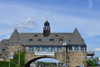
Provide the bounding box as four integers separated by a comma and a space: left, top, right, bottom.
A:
83, 56, 99, 67
11, 52, 25, 67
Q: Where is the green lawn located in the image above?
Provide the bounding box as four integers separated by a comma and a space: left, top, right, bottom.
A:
0, 61, 19, 67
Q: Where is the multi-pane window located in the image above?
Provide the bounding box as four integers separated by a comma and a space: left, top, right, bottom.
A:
41, 47, 49, 52
29, 47, 34, 52
69, 46, 72, 52
50, 39, 54, 42
81, 46, 84, 52
57, 47, 62, 52
51, 47, 55, 52
59, 39, 63, 42
35, 47, 40, 52
74, 46, 79, 51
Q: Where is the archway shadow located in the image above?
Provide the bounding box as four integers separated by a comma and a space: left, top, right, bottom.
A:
25, 56, 56, 67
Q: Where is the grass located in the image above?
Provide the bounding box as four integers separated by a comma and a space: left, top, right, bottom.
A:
0, 61, 19, 67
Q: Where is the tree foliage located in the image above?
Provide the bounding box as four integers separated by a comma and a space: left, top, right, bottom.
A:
83, 57, 100, 66
11, 52, 25, 67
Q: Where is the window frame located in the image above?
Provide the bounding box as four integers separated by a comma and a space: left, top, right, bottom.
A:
57, 47, 62, 52
74, 46, 79, 51
29, 39, 33, 42
50, 39, 54, 42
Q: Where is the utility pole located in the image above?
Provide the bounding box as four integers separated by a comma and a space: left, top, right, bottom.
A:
63, 37, 67, 67
9, 40, 11, 67
18, 40, 21, 65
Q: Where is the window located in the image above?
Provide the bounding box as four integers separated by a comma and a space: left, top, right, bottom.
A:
35, 47, 40, 52
51, 47, 55, 52
29, 39, 33, 42
38, 39, 42, 42
59, 39, 63, 42
74, 46, 79, 51
57, 47, 62, 52
68, 57, 69, 63
2, 49, 5, 52
55, 35, 58, 37
41, 47, 49, 52
6, 47, 7, 51
35, 35, 38, 37
81, 46, 84, 52
29, 47, 34, 52
50, 39, 54, 42
69, 46, 72, 52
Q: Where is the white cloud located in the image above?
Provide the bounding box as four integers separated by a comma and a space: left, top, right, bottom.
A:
7, 35, 10, 39
99, 58, 100, 60
87, 0, 92, 8
94, 48, 100, 51
12, 18, 38, 29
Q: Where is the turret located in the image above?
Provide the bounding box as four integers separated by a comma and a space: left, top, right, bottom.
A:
43, 20, 50, 37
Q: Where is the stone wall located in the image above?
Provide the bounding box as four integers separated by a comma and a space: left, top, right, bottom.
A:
66, 51, 87, 67
5, 46, 87, 67
5, 46, 24, 61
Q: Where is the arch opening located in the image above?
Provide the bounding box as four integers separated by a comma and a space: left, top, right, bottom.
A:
25, 56, 64, 67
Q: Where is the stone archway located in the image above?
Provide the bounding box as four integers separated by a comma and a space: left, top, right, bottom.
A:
25, 56, 63, 67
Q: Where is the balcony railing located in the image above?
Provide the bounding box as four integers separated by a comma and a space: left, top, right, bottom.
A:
87, 51, 95, 56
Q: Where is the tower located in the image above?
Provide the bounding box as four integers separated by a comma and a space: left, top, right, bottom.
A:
43, 20, 50, 37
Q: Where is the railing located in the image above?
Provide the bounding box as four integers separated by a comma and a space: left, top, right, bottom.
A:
87, 51, 95, 56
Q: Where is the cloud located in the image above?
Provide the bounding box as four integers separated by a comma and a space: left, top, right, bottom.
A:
87, 0, 92, 8
12, 18, 38, 29
94, 48, 100, 51
99, 58, 100, 60
7, 35, 10, 39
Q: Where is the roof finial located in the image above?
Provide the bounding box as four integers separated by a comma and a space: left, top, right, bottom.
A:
46, 17, 48, 21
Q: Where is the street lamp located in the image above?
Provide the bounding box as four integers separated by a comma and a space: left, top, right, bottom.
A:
18, 40, 21, 66
63, 37, 67, 67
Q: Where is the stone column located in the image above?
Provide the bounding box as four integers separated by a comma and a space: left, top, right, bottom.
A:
72, 46, 74, 51
34, 47, 35, 52
40, 47, 41, 52
79, 46, 81, 51
55, 47, 57, 52
49, 47, 51, 52
84, 47, 85, 52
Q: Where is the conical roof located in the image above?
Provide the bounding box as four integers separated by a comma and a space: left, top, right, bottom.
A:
44, 21, 50, 26
67, 28, 86, 45
9, 29, 22, 44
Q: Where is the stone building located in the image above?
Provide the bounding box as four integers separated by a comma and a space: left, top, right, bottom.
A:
0, 20, 94, 67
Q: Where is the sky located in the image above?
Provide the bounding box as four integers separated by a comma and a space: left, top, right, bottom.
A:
0, 0, 100, 62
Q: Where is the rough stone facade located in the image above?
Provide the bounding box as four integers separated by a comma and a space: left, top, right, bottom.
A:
5, 46, 87, 67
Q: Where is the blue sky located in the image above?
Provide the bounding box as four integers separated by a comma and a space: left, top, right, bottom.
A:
0, 0, 100, 62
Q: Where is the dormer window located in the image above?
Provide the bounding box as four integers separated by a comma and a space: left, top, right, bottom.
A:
55, 35, 58, 38
59, 39, 63, 42
35, 35, 38, 37
38, 39, 42, 42
50, 39, 54, 42
29, 39, 33, 42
